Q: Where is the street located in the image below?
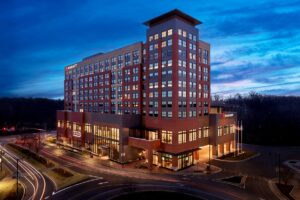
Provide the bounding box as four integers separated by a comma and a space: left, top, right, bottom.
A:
1, 133, 298, 200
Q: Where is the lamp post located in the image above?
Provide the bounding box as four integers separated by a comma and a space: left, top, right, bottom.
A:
16, 158, 20, 199
240, 120, 243, 154
0, 149, 5, 171
121, 152, 125, 168
208, 136, 211, 171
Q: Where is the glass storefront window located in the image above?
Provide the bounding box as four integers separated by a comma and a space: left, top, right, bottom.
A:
178, 152, 193, 169
161, 153, 172, 169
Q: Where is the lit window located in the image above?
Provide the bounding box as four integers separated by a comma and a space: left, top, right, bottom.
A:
178, 131, 186, 144
198, 128, 202, 138
183, 31, 186, 37
149, 36, 153, 42
203, 127, 209, 137
168, 29, 173, 36
162, 31, 166, 38
178, 29, 182, 35
162, 130, 172, 144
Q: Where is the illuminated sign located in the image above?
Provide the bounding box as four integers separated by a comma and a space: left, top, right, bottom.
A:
66, 64, 77, 70
73, 131, 81, 138
224, 113, 234, 118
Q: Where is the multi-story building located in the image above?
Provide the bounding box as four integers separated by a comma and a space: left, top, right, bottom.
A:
57, 9, 237, 171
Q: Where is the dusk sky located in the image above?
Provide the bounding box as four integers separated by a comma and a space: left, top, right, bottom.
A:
1, 0, 300, 99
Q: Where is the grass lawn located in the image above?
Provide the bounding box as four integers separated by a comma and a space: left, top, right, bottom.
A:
0, 169, 7, 180
6, 144, 89, 190
0, 178, 24, 200
219, 151, 258, 161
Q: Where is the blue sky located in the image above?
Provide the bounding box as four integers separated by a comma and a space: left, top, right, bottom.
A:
1, 0, 300, 99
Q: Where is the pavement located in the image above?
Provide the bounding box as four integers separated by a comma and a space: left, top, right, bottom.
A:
2, 133, 300, 200
0, 145, 55, 200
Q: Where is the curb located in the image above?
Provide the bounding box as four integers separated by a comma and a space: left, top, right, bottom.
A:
268, 178, 289, 200
214, 175, 247, 189
214, 152, 261, 163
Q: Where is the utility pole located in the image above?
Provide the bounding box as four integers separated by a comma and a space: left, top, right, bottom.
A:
234, 122, 236, 157
0, 149, 4, 171
208, 135, 211, 170
241, 120, 243, 154
278, 153, 281, 185
16, 158, 19, 199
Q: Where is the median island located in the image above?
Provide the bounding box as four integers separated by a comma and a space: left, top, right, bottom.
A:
218, 151, 258, 161
6, 143, 89, 190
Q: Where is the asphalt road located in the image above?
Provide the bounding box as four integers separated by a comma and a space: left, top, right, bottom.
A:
40, 145, 260, 200
0, 134, 55, 200
2, 133, 297, 200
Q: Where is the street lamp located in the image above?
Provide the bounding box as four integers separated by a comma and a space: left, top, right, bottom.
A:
121, 152, 125, 168
207, 135, 211, 171
0, 149, 5, 171
16, 158, 21, 199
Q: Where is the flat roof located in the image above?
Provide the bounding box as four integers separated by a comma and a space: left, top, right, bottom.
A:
143, 9, 202, 27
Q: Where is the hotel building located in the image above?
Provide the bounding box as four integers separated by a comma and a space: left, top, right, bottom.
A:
57, 9, 237, 171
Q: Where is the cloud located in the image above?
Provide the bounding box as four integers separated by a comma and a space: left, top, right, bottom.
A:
0, 0, 300, 98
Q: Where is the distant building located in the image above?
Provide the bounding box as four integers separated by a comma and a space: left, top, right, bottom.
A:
57, 9, 237, 171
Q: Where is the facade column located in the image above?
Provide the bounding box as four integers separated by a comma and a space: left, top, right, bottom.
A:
172, 156, 178, 171
212, 145, 218, 158
219, 143, 224, 157
225, 142, 230, 155
231, 140, 235, 152
146, 149, 153, 170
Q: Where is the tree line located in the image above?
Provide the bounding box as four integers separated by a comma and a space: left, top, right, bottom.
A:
0, 97, 63, 130
214, 93, 300, 146
0, 94, 299, 146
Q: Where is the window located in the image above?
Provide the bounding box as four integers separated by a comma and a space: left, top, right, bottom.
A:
149, 36, 153, 42
189, 129, 197, 141
203, 127, 209, 137
162, 31, 166, 38
178, 131, 186, 144
198, 128, 202, 138
154, 34, 159, 40
230, 125, 235, 134
178, 29, 182, 35
168, 29, 173, 36
162, 130, 172, 144
167, 39, 172, 46
218, 126, 223, 136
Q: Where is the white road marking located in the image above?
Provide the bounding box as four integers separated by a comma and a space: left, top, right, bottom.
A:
98, 181, 109, 185
52, 178, 100, 195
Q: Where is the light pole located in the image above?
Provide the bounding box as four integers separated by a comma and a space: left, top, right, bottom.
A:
16, 158, 19, 199
278, 153, 281, 185
208, 136, 211, 171
0, 149, 5, 171
240, 120, 243, 154
121, 152, 125, 168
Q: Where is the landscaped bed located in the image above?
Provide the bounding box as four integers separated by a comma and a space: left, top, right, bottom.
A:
219, 151, 258, 161
221, 175, 243, 184
218, 175, 247, 188
6, 143, 89, 190
52, 168, 73, 177
276, 183, 295, 200
8, 143, 54, 168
